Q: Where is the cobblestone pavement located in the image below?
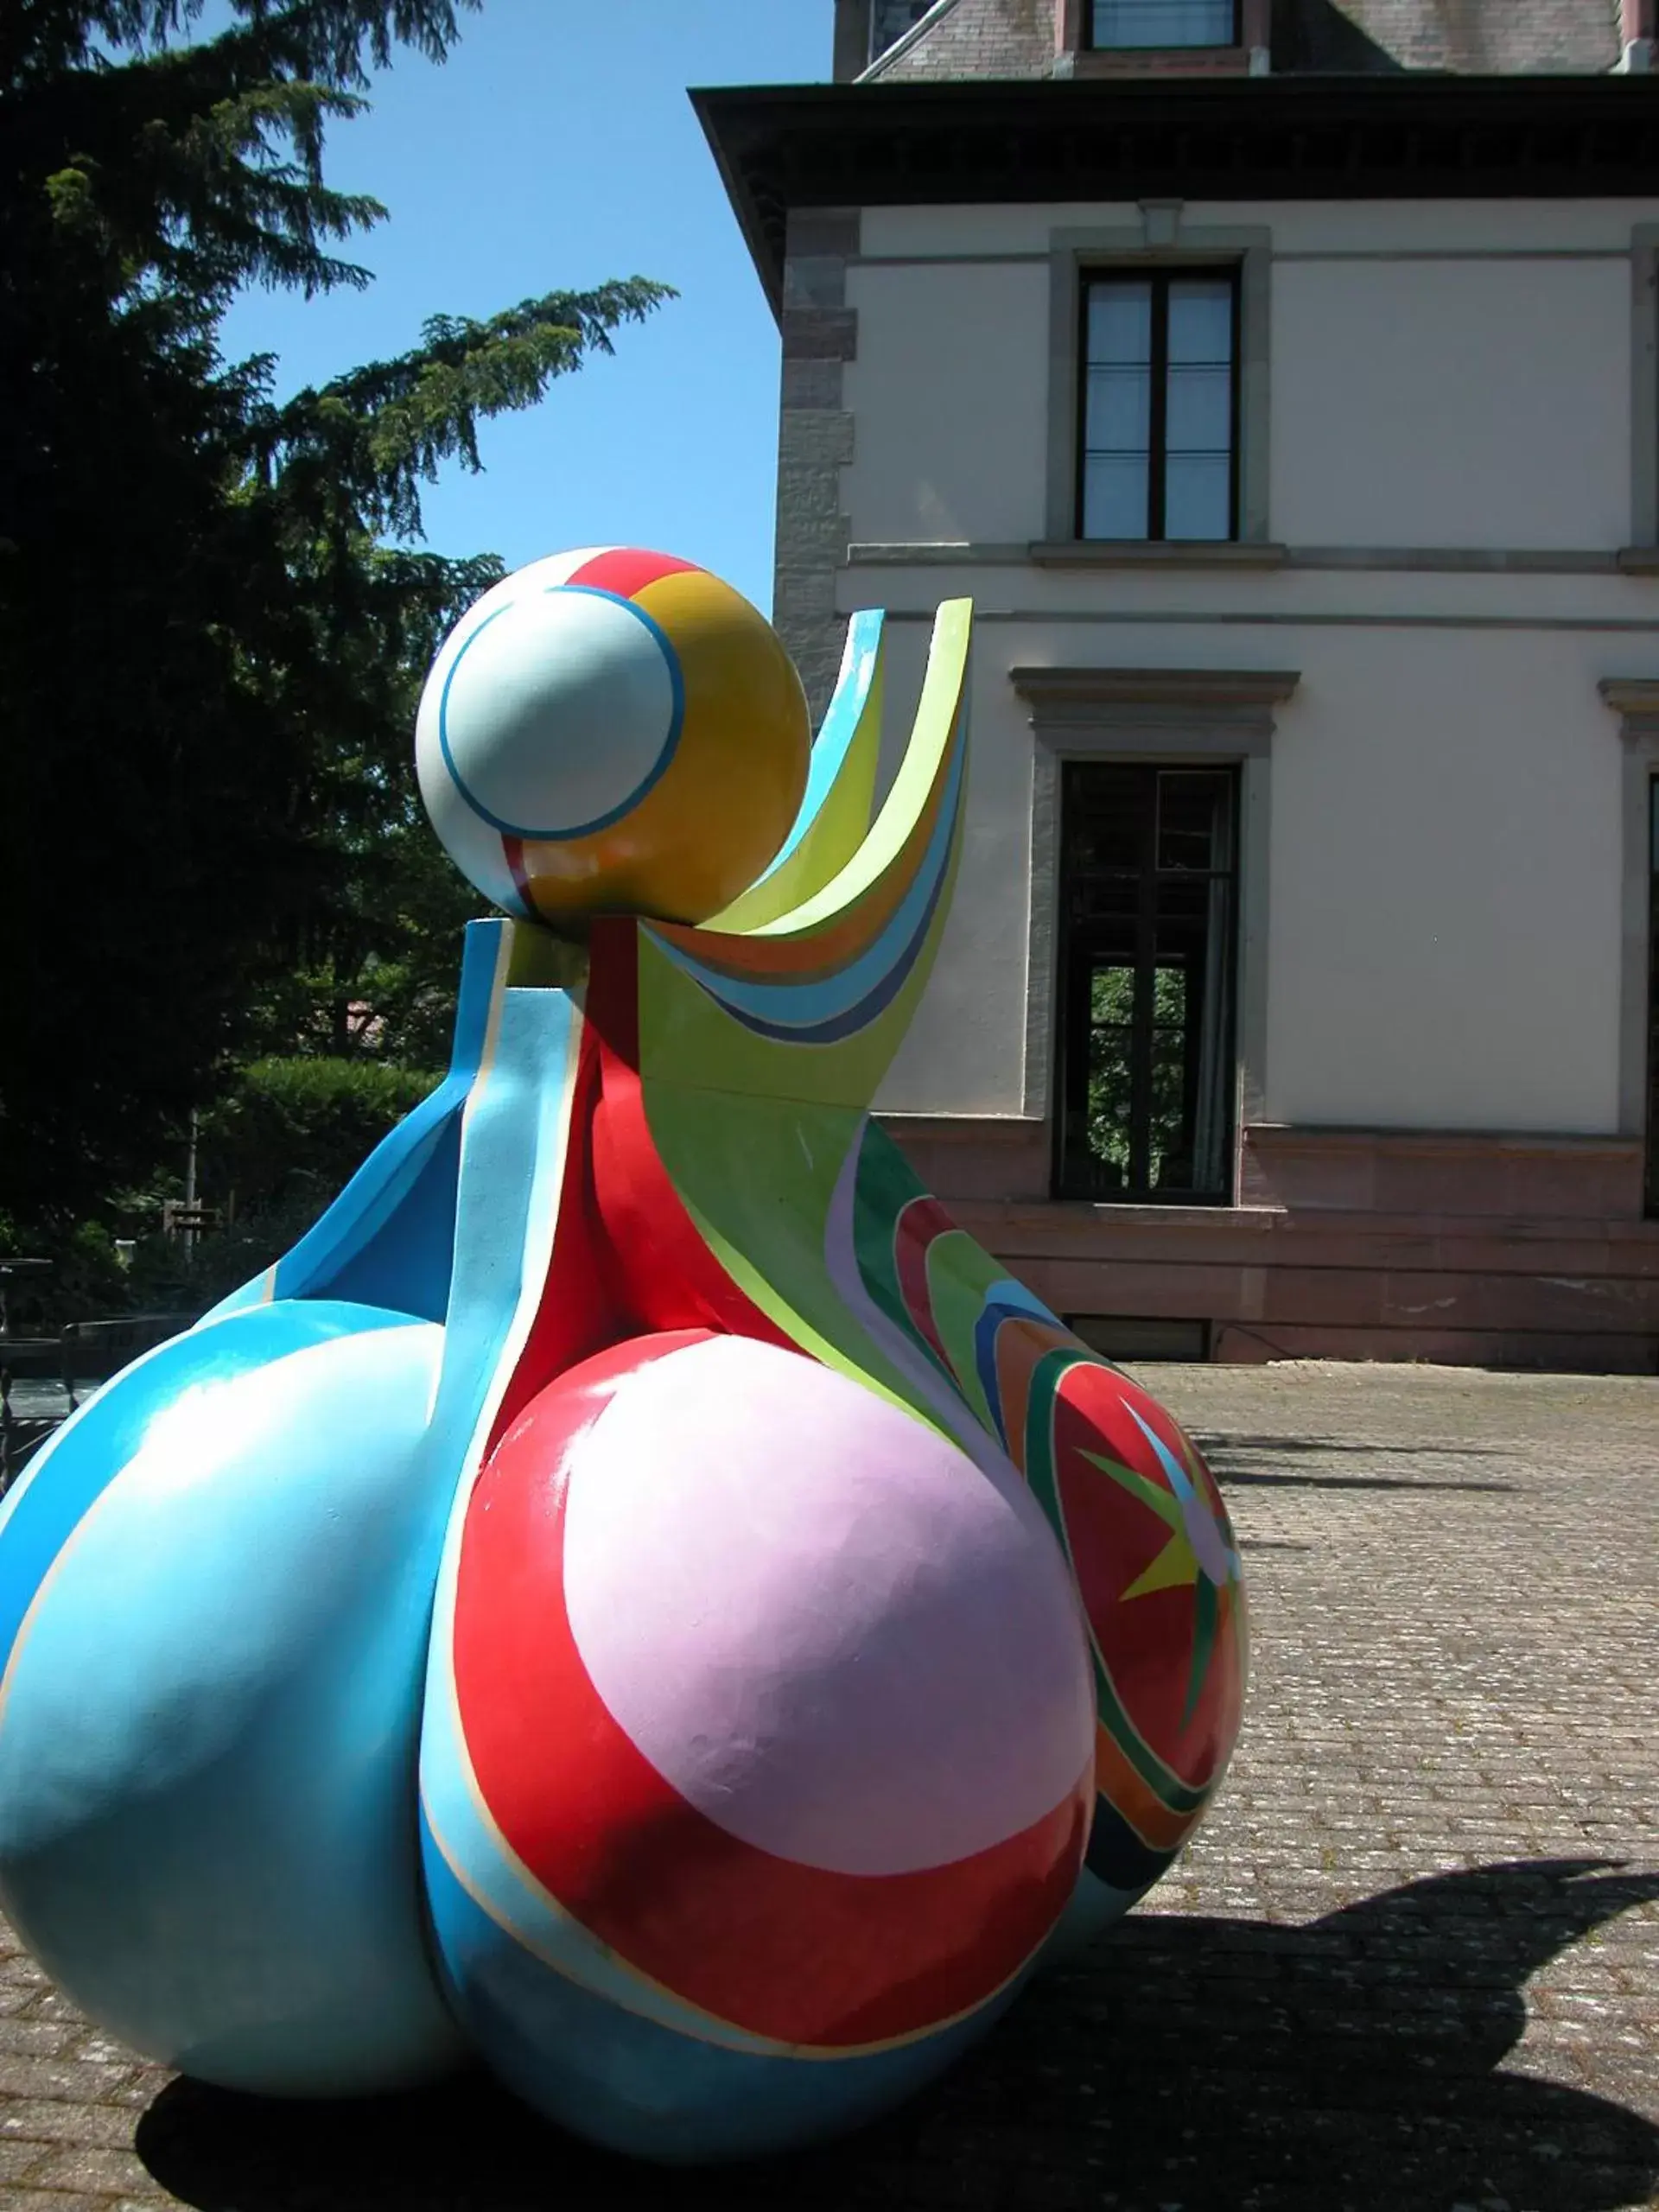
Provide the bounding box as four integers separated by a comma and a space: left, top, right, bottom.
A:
0, 1363, 1652, 2212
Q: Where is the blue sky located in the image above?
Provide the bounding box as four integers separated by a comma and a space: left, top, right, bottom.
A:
216, 2, 828, 612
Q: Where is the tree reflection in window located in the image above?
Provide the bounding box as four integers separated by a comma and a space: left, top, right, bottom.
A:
1058, 765, 1239, 1202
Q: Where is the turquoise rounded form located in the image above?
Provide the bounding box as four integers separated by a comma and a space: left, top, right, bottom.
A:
0, 1299, 467, 2094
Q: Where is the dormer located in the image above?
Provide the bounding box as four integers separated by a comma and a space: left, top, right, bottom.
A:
834, 2, 1630, 86
832, 1, 944, 79
1053, 0, 1271, 77
835, 0, 1272, 83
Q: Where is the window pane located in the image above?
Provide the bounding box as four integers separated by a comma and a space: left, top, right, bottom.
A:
1070, 816, 1141, 879
1085, 364, 1151, 454
1068, 882, 1140, 934
1087, 283, 1152, 365
1154, 875, 1231, 1195
1164, 281, 1234, 541
1065, 764, 1147, 879
1157, 772, 1234, 873
1147, 966, 1189, 1192
870, 0, 933, 64
1154, 874, 1216, 938
1166, 364, 1231, 454
1084, 454, 1149, 539
1058, 763, 1237, 1202
1086, 966, 1135, 1190
1091, 0, 1235, 48
1164, 453, 1231, 540
1167, 280, 1234, 365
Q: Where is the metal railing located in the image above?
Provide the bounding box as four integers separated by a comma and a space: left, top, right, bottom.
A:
0, 1314, 194, 1493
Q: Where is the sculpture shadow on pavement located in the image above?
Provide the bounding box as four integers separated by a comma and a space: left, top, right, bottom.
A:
134, 1858, 1659, 2211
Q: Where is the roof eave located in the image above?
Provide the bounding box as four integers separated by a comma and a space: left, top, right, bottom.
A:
691, 73, 1659, 321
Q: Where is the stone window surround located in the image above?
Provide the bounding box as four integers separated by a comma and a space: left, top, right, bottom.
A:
1008, 665, 1299, 1199
1045, 212, 1273, 550
1599, 678, 1659, 1143
1629, 224, 1659, 554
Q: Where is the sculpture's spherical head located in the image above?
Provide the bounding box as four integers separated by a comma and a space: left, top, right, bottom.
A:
415, 548, 810, 926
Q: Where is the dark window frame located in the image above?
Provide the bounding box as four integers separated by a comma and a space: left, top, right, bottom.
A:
868, 0, 936, 68
1076, 266, 1242, 543
1087, 0, 1243, 51
1053, 762, 1242, 1206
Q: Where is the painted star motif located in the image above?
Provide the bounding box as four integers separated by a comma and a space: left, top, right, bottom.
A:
1078, 1401, 1242, 1729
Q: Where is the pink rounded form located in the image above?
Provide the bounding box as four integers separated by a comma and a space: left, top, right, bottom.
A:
561, 1334, 1094, 1879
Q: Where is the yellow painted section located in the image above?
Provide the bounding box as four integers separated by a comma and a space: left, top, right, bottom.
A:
517, 569, 808, 927
753, 599, 969, 941
709, 621, 885, 935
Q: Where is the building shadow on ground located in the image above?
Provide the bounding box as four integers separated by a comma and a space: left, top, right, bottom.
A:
136, 1859, 1658, 2212
1195, 1432, 1519, 1494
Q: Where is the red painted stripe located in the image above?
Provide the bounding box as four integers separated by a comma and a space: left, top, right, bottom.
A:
586, 925, 795, 1346
482, 1011, 634, 1459
502, 836, 537, 916
454, 1346, 1090, 2050
567, 547, 700, 599
893, 1195, 958, 1372
1051, 1365, 1241, 1795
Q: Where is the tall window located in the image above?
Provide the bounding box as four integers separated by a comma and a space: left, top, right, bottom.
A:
1647, 777, 1659, 1217
1090, 0, 1239, 47
1079, 271, 1239, 542
1056, 765, 1239, 1203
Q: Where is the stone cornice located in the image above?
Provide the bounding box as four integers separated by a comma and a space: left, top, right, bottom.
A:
1011, 665, 1300, 712
1599, 675, 1659, 734
692, 75, 1659, 315
1028, 539, 1289, 569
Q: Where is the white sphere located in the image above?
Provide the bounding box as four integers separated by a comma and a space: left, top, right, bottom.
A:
415, 549, 682, 916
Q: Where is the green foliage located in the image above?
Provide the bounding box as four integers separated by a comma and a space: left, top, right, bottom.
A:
31, 1221, 139, 1326
0, 1217, 172, 1331
0, 1, 671, 1235
232, 541, 506, 1071
1085, 965, 1189, 1192
261, 285, 669, 543
200, 1053, 438, 1215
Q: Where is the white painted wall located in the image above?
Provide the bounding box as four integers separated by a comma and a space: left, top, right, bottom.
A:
845, 203, 1648, 553
1262, 625, 1622, 1129
843, 260, 1050, 544
1269, 258, 1630, 548
871, 613, 1625, 1133
842, 191, 1653, 1138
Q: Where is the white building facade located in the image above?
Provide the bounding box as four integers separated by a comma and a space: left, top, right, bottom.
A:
699, 0, 1659, 1368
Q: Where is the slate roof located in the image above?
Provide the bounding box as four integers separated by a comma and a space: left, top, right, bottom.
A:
862, 0, 1624, 79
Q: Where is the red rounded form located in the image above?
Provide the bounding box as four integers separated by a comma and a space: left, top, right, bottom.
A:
451, 1331, 1091, 2049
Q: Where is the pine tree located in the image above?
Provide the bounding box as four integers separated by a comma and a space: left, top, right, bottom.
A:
0, 3, 671, 1228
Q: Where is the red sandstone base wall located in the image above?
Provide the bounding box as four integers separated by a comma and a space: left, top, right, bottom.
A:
878, 1117, 1659, 1375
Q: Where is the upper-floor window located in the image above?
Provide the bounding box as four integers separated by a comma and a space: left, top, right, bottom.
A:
868, 0, 934, 65
1079, 270, 1239, 542
1090, 0, 1239, 47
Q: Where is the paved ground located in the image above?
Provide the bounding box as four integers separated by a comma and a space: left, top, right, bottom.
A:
0, 1362, 1652, 2212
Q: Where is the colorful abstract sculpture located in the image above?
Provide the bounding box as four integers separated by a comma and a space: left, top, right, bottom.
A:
0, 553, 1247, 2160
416, 545, 809, 925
